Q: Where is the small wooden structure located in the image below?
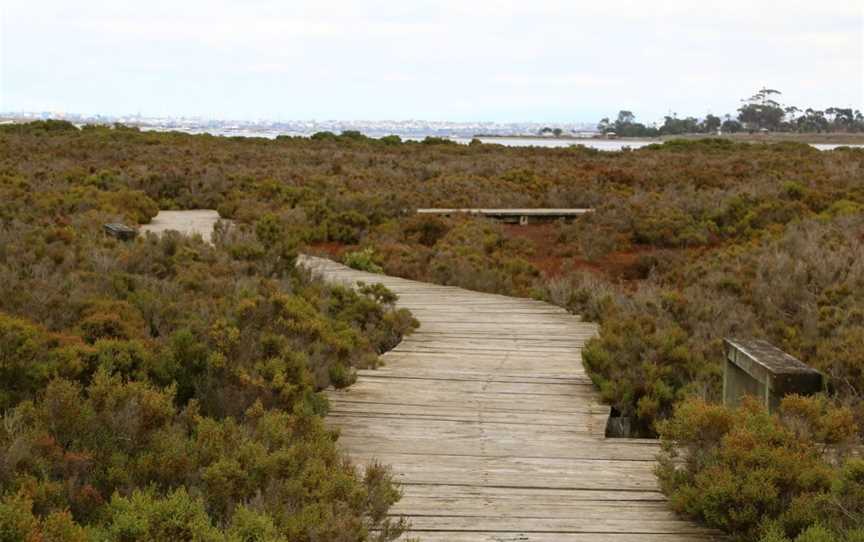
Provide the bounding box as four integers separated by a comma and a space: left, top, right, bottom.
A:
723, 338, 822, 411
102, 223, 138, 240
416, 208, 593, 225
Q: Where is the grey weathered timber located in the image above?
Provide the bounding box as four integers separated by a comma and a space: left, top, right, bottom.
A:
416, 208, 593, 225
302, 254, 719, 541
103, 223, 138, 240
723, 338, 822, 411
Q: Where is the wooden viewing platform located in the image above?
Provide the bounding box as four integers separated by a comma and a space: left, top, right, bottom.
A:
301, 255, 717, 541
416, 208, 593, 225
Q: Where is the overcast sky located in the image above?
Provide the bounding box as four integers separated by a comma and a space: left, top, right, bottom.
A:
1, 0, 862, 123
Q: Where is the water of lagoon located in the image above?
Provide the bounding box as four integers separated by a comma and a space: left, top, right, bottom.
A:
140, 127, 862, 152
451, 137, 863, 152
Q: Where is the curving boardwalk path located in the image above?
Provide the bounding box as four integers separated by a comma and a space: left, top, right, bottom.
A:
141, 212, 716, 541
301, 255, 718, 542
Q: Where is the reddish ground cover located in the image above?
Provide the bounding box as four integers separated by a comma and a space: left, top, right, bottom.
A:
501, 223, 658, 282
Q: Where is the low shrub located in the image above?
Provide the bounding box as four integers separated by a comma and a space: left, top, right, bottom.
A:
657, 396, 861, 541
343, 248, 384, 273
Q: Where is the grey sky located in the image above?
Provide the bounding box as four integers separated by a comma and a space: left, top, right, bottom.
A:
1, 0, 862, 123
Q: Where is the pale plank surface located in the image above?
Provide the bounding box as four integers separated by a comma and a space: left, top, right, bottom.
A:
300, 255, 720, 541
140, 209, 221, 241
416, 208, 593, 216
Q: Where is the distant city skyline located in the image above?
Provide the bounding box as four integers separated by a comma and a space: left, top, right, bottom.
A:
1, 1, 862, 123
0, 110, 600, 127
0, 110, 602, 139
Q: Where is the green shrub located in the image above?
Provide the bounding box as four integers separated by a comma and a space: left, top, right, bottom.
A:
343, 248, 384, 273
328, 362, 356, 388
379, 135, 402, 146
420, 136, 455, 145
402, 214, 450, 247
581, 314, 713, 436
310, 131, 337, 141
101, 488, 222, 542
658, 397, 861, 541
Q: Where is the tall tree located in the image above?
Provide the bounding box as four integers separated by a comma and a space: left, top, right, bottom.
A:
737, 87, 785, 131
616, 110, 636, 125
703, 114, 721, 133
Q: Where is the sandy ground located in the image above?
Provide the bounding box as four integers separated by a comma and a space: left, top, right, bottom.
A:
140, 210, 221, 242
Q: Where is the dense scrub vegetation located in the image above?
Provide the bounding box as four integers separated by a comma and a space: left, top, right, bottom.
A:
0, 122, 418, 540
560, 213, 864, 436
2, 121, 864, 539
658, 397, 863, 541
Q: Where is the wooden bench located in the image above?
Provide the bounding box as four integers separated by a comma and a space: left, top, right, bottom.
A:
723, 338, 823, 411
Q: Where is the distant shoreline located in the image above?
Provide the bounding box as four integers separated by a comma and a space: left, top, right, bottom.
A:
657, 132, 864, 144
474, 132, 864, 145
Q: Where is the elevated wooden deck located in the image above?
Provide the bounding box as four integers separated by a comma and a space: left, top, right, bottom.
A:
416, 208, 593, 225
300, 255, 717, 541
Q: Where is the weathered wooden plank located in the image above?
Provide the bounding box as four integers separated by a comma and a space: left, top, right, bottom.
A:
330, 425, 659, 462
335, 378, 597, 400
348, 452, 661, 491
354, 368, 590, 384
416, 208, 594, 218
398, 483, 670, 502
375, 353, 588, 375
402, 515, 716, 534
403, 534, 715, 542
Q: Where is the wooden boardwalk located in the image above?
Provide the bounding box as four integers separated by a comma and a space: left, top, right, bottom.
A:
301, 255, 718, 542
139, 212, 715, 540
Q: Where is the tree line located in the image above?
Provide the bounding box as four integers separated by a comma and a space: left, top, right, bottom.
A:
598, 87, 864, 136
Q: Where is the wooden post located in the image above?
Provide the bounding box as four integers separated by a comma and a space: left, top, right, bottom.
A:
723, 338, 822, 411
